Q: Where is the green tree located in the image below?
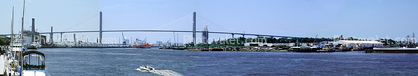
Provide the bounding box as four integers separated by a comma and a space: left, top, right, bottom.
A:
346, 37, 355, 40
0, 37, 4, 45
4, 39, 10, 45
266, 37, 274, 43
197, 43, 205, 47
238, 37, 245, 44
339, 35, 344, 40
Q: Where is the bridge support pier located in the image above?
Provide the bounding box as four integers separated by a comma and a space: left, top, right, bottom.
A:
60, 33, 63, 42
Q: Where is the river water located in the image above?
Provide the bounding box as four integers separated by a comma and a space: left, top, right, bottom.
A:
33, 48, 418, 76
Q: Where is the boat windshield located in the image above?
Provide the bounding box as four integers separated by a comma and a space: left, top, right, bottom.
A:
23, 53, 45, 70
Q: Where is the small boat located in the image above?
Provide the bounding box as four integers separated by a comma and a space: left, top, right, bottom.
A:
317, 44, 335, 52
290, 46, 318, 52
136, 65, 155, 71
27, 42, 41, 49
173, 46, 186, 50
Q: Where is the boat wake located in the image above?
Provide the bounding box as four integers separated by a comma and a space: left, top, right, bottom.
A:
136, 69, 183, 76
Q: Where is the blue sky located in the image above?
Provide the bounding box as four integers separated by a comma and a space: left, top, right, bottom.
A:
1, 0, 418, 44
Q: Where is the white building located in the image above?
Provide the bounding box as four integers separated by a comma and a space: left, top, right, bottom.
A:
322, 40, 384, 47
244, 42, 294, 47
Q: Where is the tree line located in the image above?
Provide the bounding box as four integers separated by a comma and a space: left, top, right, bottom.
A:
0, 35, 11, 45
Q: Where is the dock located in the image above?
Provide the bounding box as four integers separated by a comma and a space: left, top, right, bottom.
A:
0, 55, 4, 75
371, 48, 418, 53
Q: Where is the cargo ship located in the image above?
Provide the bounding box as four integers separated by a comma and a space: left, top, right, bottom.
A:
133, 38, 151, 48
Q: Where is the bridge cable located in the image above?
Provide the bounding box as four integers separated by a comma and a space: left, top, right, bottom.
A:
64, 13, 99, 31
196, 15, 230, 31
153, 13, 192, 30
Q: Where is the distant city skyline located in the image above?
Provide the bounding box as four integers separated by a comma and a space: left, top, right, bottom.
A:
1, 0, 418, 44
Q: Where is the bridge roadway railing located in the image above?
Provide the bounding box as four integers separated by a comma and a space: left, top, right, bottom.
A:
2, 30, 300, 38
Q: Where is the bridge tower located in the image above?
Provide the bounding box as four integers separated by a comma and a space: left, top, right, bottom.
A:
193, 12, 196, 48
99, 11, 103, 44
50, 26, 53, 45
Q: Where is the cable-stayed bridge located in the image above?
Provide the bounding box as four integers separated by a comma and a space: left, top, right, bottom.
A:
2, 12, 302, 47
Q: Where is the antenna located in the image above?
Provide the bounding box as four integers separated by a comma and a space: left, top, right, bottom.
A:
313, 34, 318, 43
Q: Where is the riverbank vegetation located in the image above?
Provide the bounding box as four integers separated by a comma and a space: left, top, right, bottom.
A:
185, 37, 335, 48
0, 35, 11, 45
184, 35, 417, 48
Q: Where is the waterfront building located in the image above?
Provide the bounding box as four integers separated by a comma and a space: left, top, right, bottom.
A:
329, 40, 383, 48
202, 26, 209, 45
244, 42, 294, 47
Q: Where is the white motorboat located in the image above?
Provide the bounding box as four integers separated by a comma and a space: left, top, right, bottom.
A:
27, 42, 41, 49
22, 51, 46, 76
136, 65, 155, 71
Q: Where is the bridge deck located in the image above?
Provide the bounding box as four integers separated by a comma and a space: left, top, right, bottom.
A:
1, 30, 302, 38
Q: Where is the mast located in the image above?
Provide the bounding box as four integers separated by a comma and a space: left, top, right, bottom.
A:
11, 7, 14, 47
20, 0, 26, 75
21, 0, 25, 42
313, 34, 318, 43
144, 37, 147, 44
